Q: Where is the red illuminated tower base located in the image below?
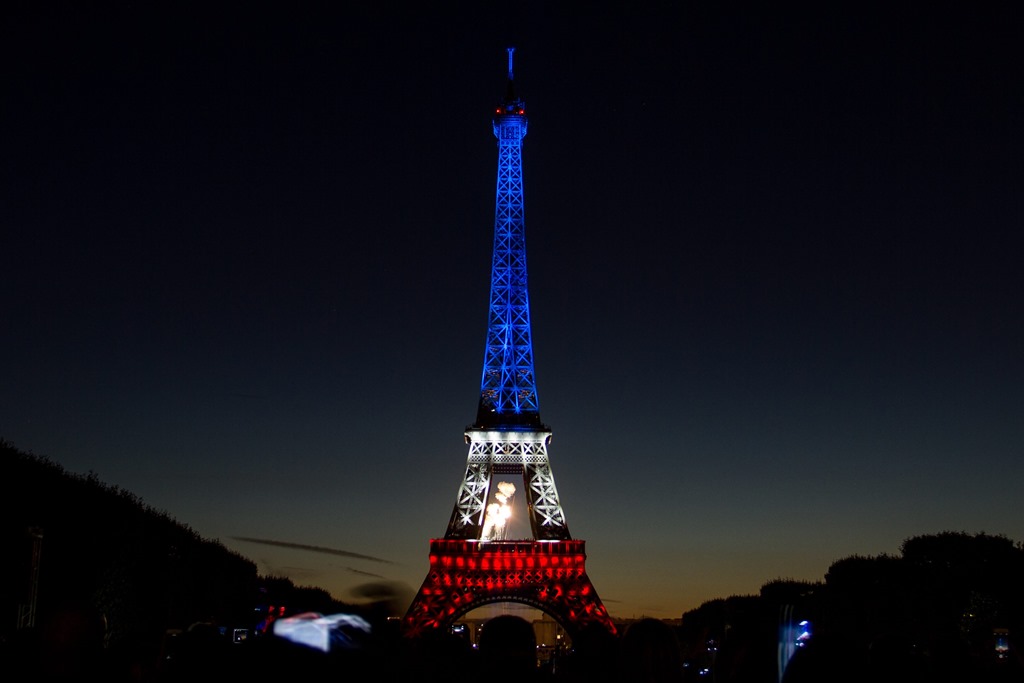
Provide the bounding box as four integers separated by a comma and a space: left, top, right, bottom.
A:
403, 539, 615, 638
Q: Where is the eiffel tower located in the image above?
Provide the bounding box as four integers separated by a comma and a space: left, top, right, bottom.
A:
403, 48, 615, 639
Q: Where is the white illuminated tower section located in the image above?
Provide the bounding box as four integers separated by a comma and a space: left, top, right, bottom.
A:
404, 49, 613, 639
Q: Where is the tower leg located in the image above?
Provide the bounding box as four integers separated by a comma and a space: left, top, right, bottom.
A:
446, 460, 491, 539
524, 461, 569, 540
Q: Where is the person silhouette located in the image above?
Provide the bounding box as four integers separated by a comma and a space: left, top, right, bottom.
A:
558, 621, 618, 683
477, 614, 543, 681
616, 617, 684, 683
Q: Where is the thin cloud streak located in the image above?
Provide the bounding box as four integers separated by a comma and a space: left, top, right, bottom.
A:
232, 537, 395, 565
346, 567, 387, 578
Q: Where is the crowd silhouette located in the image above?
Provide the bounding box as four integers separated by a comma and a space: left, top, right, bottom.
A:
5, 602, 1024, 682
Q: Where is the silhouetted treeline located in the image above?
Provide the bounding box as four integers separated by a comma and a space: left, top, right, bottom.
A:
677, 532, 1024, 681
1, 440, 356, 652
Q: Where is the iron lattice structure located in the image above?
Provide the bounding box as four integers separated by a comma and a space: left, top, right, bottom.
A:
404, 49, 614, 639
476, 55, 538, 428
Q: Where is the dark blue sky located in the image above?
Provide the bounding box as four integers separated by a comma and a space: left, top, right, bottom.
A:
3, 3, 1022, 619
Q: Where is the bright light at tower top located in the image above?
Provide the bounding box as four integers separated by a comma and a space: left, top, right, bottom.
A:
507, 46, 515, 81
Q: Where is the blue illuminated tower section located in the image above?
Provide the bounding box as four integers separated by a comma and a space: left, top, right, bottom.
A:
445, 48, 570, 542
476, 47, 539, 427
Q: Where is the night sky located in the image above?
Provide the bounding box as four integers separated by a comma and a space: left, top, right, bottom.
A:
3, 3, 1022, 620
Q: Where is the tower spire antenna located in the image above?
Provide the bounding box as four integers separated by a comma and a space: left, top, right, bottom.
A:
502, 46, 521, 110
